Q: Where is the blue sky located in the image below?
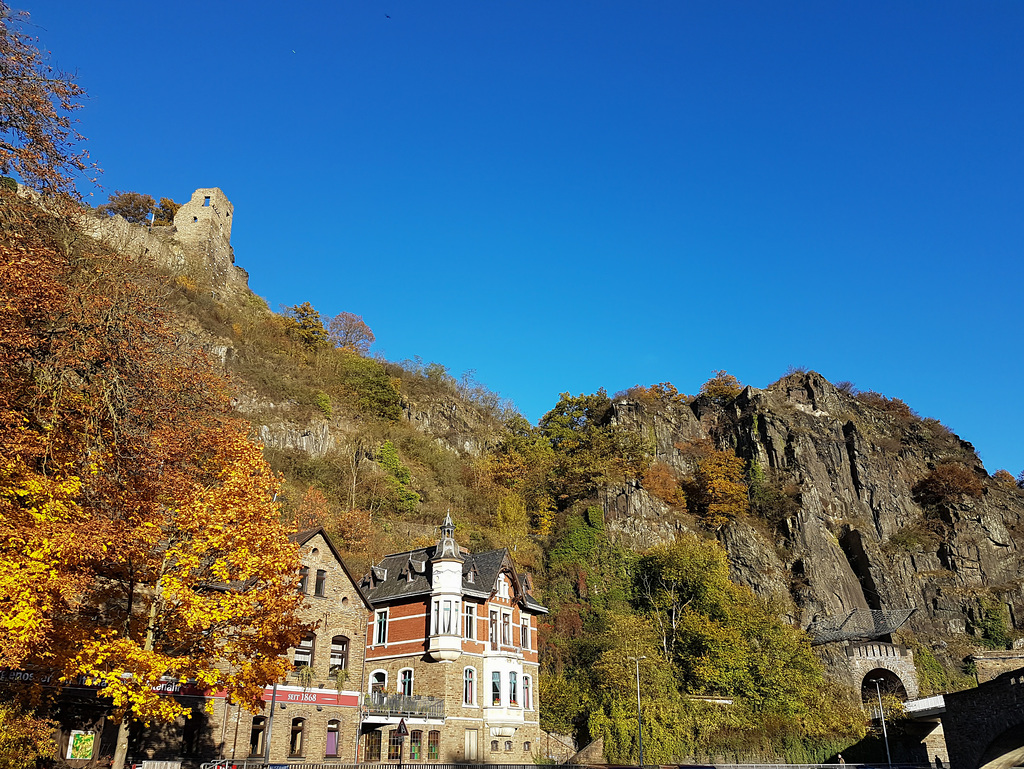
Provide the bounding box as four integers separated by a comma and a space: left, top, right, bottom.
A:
34, 1, 1024, 475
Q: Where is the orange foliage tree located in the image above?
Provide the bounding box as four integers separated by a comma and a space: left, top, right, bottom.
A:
679, 440, 748, 528
0, 191, 309, 766
0, 2, 94, 196
328, 311, 376, 355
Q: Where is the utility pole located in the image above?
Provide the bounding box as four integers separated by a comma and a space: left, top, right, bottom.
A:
628, 656, 647, 768
869, 678, 892, 769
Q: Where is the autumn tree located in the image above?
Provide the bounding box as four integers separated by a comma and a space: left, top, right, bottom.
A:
913, 462, 984, 506
700, 369, 743, 404
284, 301, 330, 348
680, 440, 749, 528
154, 196, 180, 225
0, 703, 55, 769
992, 469, 1017, 490
0, 193, 309, 768
328, 310, 375, 354
97, 190, 156, 223
0, 2, 93, 196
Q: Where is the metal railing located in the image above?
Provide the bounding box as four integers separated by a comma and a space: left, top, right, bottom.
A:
362, 690, 445, 719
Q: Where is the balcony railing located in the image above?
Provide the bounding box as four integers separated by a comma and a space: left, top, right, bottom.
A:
362, 691, 444, 719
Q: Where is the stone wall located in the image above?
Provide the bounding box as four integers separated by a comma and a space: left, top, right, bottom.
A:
942, 669, 1024, 769
845, 642, 919, 699
75, 186, 250, 300
972, 651, 1024, 684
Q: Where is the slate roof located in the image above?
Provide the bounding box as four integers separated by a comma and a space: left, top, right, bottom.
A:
361, 543, 548, 614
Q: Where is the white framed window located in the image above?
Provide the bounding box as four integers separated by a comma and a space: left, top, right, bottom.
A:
375, 609, 388, 645
489, 610, 498, 645
443, 599, 453, 633
294, 633, 315, 668
370, 670, 387, 693
497, 574, 509, 598
501, 612, 511, 645
491, 671, 501, 705
523, 675, 532, 710
463, 667, 475, 705
521, 615, 530, 650
464, 603, 476, 640
399, 668, 414, 696
509, 671, 518, 706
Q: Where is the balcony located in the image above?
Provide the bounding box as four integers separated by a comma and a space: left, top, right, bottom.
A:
362, 691, 445, 720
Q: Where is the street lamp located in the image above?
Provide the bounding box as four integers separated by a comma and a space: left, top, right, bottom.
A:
869, 678, 892, 769
627, 656, 647, 768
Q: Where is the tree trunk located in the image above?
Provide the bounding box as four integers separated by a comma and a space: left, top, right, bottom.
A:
111, 567, 164, 769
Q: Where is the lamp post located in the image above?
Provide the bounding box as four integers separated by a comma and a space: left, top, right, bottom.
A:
628, 656, 646, 768
869, 678, 892, 769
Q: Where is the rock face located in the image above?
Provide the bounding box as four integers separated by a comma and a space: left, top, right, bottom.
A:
401, 395, 499, 457
600, 372, 1024, 665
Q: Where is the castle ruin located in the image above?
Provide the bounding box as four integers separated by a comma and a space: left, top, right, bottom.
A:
78, 186, 250, 299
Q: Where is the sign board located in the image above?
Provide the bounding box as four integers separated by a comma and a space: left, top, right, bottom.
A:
66, 730, 95, 760
396, 718, 409, 737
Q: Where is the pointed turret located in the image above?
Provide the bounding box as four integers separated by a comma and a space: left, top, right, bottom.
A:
427, 513, 464, 661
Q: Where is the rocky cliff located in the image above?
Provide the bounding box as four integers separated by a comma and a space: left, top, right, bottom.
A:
604, 372, 1024, 664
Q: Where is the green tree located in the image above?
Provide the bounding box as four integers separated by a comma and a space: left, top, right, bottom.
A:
378, 440, 420, 513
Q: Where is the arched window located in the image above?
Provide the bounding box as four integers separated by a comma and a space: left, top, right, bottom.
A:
326, 720, 340, 757
289, 717, 306, 757
509, 671, 518, 705
248, 716, 266, 757
315, 569, 327, 596
410, 730, 423, 760
370, 670, 387, 693
400, 668, 414, 696
294, 633, 315, 668
523, 675, 532, 709
364, 730, 382, 762
330, 636, 349, 675
490, 740, 499, 752
504, 740, 513, 752
463, 667, 475, 705
524, 741, 532, 752
428, 730, 440, 761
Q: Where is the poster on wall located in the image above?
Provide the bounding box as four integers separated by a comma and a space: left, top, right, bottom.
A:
66, 730, 95, 760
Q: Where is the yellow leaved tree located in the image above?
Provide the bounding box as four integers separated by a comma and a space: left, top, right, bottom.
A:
0, 188, 310, 767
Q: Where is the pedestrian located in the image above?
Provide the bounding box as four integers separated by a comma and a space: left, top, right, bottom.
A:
838, 755, 846, 766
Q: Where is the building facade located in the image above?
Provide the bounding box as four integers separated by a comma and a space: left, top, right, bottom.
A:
218, 528, 371, 764
359, 514, 548, 764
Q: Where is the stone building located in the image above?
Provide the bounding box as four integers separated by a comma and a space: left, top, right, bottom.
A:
41, 527, 371, 766
217, 528, 371, 764
358, 514, 548, 764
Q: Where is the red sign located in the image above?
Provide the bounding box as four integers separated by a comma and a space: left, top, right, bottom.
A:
264, 685, 359, 707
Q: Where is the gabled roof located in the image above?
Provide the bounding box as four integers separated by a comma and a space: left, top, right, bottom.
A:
290, 528, 372, 610
361, 543, 548, 614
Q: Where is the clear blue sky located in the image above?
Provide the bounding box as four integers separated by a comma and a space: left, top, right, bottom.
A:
34, 1, 1024, 475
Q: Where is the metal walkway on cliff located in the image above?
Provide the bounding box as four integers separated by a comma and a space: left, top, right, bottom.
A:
808, 607, 916, 645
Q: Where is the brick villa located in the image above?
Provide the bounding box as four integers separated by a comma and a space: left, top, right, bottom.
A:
358, 513, 548, 763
